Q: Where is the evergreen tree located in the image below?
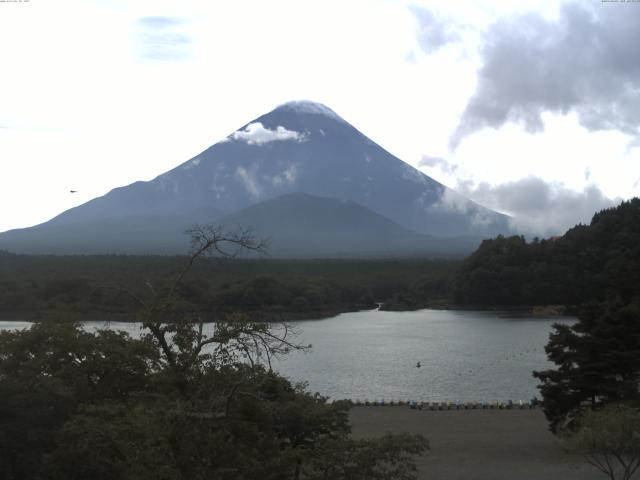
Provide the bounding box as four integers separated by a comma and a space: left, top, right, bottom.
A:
534, 300, 640, 433
455, 198, 640, 308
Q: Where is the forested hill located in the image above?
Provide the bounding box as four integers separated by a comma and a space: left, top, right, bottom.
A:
454, 198, 640, 307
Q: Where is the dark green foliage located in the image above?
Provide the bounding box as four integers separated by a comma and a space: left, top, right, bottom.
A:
0, 322, 156, 479
0, 227, 426, 479
534, 300, 640, 433
454, 198, 640, 307
380, 271, 455, 310
0, 321, 426, 480
0, 253, 458, 319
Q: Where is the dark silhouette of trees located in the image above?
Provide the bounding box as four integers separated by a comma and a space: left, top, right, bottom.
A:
0, 224, 427, 480
534, 300, 640, 433
0, 250, 457, 320
455, 198, 640, 308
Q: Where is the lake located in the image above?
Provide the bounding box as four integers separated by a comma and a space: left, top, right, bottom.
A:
0, 309, 572, 402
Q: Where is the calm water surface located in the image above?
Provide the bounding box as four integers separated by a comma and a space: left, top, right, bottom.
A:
272, 309, 573, 402
0, 309, 572, 402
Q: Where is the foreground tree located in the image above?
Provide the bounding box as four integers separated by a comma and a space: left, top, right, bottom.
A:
0, 224, 427, 480
0, 322, 156, 479
303, 433, 428, 480
534, 299, 640, 433
564, 404, 640, 480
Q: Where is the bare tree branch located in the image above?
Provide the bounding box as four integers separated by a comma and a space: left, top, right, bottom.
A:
125, 224, 309, 391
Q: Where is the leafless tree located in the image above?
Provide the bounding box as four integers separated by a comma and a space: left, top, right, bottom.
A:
120, 224, 307, 386
564, 404, 640, 480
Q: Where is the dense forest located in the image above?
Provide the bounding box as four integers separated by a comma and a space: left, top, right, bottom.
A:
2, 198, 638, 322
454, 198, 640, 308
0, 228, 427, 479
0, 253, 458, 321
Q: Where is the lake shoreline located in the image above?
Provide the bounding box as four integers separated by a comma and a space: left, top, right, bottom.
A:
0, 302, 575, 323
381, 303, 576, 317
0, 307, 362, 323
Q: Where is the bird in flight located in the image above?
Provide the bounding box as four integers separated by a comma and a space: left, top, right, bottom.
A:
70, 190, 77, 193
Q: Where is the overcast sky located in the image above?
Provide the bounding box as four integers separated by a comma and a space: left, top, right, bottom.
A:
1, 0, 638, 236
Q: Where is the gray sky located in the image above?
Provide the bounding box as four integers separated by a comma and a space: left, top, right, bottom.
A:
1, 0, 638, 236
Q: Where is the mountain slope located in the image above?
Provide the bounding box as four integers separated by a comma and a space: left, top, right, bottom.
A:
0, 213, 218, 255
147, 100, 509, 236
0, 100, 510, 255
215, 192, 481, 257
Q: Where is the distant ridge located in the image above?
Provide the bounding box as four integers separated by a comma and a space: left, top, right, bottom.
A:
215, 192, 482, 258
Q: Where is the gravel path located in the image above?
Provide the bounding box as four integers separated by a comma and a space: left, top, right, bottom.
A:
349, 407, 605, 480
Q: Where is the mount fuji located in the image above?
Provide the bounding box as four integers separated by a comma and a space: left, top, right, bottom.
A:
0, 101, 510, 256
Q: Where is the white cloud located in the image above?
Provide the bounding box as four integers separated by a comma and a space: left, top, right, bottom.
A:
420, 148, 626, 236
451, 3, 640, 148
235, 166, 260, 199
270, 165, 297, 187
284, 165, 296, 183
428, 188, 499, 228
231, 122, 304, 146
410, 6, 460, 54
429, 188, 467, 213
136, 16, 192, 62
427, 174, 620, 235
457, 176, 620, 236
419, 154, 458, 175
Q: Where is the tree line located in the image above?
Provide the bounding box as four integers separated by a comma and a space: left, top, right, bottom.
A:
0, 252, 458, 320
0, 226, 427, 480
454, 198, 640, 308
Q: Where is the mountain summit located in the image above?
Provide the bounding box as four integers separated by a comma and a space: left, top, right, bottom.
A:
0, 101, 509, 255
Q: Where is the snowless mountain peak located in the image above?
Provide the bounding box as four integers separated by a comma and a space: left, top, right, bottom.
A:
275, 100, 344, 122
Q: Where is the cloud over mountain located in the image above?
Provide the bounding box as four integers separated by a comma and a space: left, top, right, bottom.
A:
230, 122, 305, 145
451, 3, 640, 148
421, 153, 620, 236
419, 154, 459, 175
460, 176, 619, 236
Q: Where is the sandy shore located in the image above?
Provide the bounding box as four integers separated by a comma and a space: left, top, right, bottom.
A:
349, 406, 602, 480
